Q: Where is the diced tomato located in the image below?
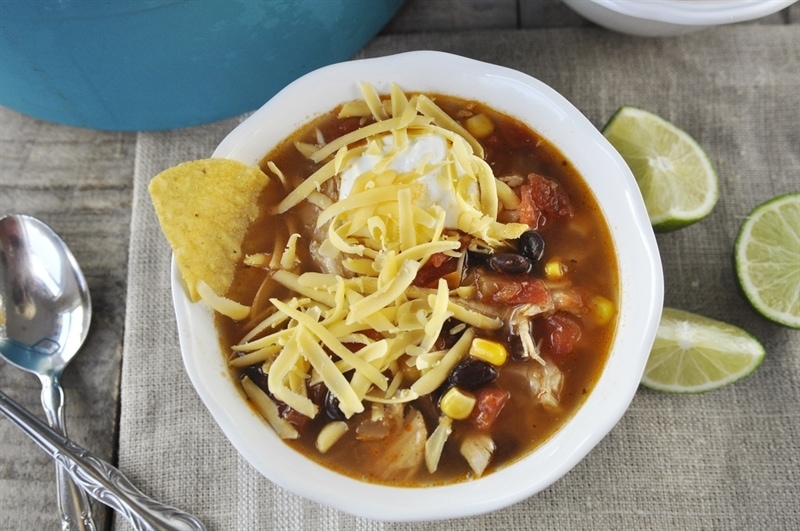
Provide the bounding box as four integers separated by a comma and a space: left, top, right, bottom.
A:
474, 270, 550, 306
518, 173, 574, 229
534, 312, 582, 358
429, 253, 450, 268
413, 252, 459, 288
551, 287, 589, 316
277, 402, 311, 431
469, 387, 510, 430
518, 188, 537, 227
493, 278, 550, 306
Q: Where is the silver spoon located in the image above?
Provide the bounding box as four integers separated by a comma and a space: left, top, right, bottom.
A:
0, 388, 206, 531
0, 214, 206, 530
0, 214, 95, 530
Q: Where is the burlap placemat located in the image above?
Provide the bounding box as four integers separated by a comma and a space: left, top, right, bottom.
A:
118, 26, 799, 530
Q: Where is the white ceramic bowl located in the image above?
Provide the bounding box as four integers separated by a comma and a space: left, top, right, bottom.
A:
561, 0, 796, 37
172, 51, 664, 521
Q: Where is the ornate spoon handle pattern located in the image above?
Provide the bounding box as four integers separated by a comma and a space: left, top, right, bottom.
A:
0, 389, 206, 531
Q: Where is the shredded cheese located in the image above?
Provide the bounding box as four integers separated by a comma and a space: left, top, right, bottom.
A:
197, 280, 250, 320
425, 416, 453, 473
219, 82, 560, 430
241, 376, 298, 439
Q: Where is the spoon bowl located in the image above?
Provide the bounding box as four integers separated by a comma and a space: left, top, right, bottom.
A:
0, 213, 95, 529
0, 214, 91, 373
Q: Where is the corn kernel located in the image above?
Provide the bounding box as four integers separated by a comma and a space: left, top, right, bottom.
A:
440, 387, 476, 420
590, 295, 616, 326
465, 113, 495, 138
544, 259, 566, 280
469, 337, 508, 366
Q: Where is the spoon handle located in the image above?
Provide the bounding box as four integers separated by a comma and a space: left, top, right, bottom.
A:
38, 375, 97, 531
0, 389, 206, 531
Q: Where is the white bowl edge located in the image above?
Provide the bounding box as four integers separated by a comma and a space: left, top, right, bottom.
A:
561, 0, 797, 37
592, 0, 797, 25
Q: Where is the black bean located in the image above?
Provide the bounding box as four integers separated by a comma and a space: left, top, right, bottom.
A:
505, 333, 529, 362
518, 230, 545, 262
308, 382, 328, 407
448, 357, 498, 390
323, 389, 347, 421
435, 318, 467, 350
465, 249, 491, 270
489, 253, 532, 275
241, 365, 268, 393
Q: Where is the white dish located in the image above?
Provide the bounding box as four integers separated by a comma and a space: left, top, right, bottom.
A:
172, 50, 664, 521
561, 0, 797, 37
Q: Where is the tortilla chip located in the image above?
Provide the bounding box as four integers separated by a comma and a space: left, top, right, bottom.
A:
148, 158, 269, 302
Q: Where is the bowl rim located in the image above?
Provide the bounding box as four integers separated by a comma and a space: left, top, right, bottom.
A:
588, 0, 796, 25
174, 50, 664, 521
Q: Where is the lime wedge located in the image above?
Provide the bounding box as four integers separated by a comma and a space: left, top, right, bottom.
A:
602, 106, 718, 232
734, 193, 800, 329
641, 308, 765, 393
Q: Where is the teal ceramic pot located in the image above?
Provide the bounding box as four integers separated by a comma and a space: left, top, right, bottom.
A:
0, 0, 405, 131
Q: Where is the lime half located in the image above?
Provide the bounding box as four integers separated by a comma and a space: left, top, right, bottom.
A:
735, 193, 800, 328
641, 308, 765, 393
603, 106, 718, 232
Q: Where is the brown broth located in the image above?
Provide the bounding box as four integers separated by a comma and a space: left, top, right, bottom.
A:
217, 93, 619, 486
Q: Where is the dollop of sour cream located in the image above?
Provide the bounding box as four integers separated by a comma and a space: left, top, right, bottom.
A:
338, 132, 470, 227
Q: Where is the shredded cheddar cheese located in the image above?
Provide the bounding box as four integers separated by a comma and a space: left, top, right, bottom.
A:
220, 83, 560, 433
197, 280, 250, 321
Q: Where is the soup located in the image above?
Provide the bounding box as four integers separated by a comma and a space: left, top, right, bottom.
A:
217, 85, 619, 486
